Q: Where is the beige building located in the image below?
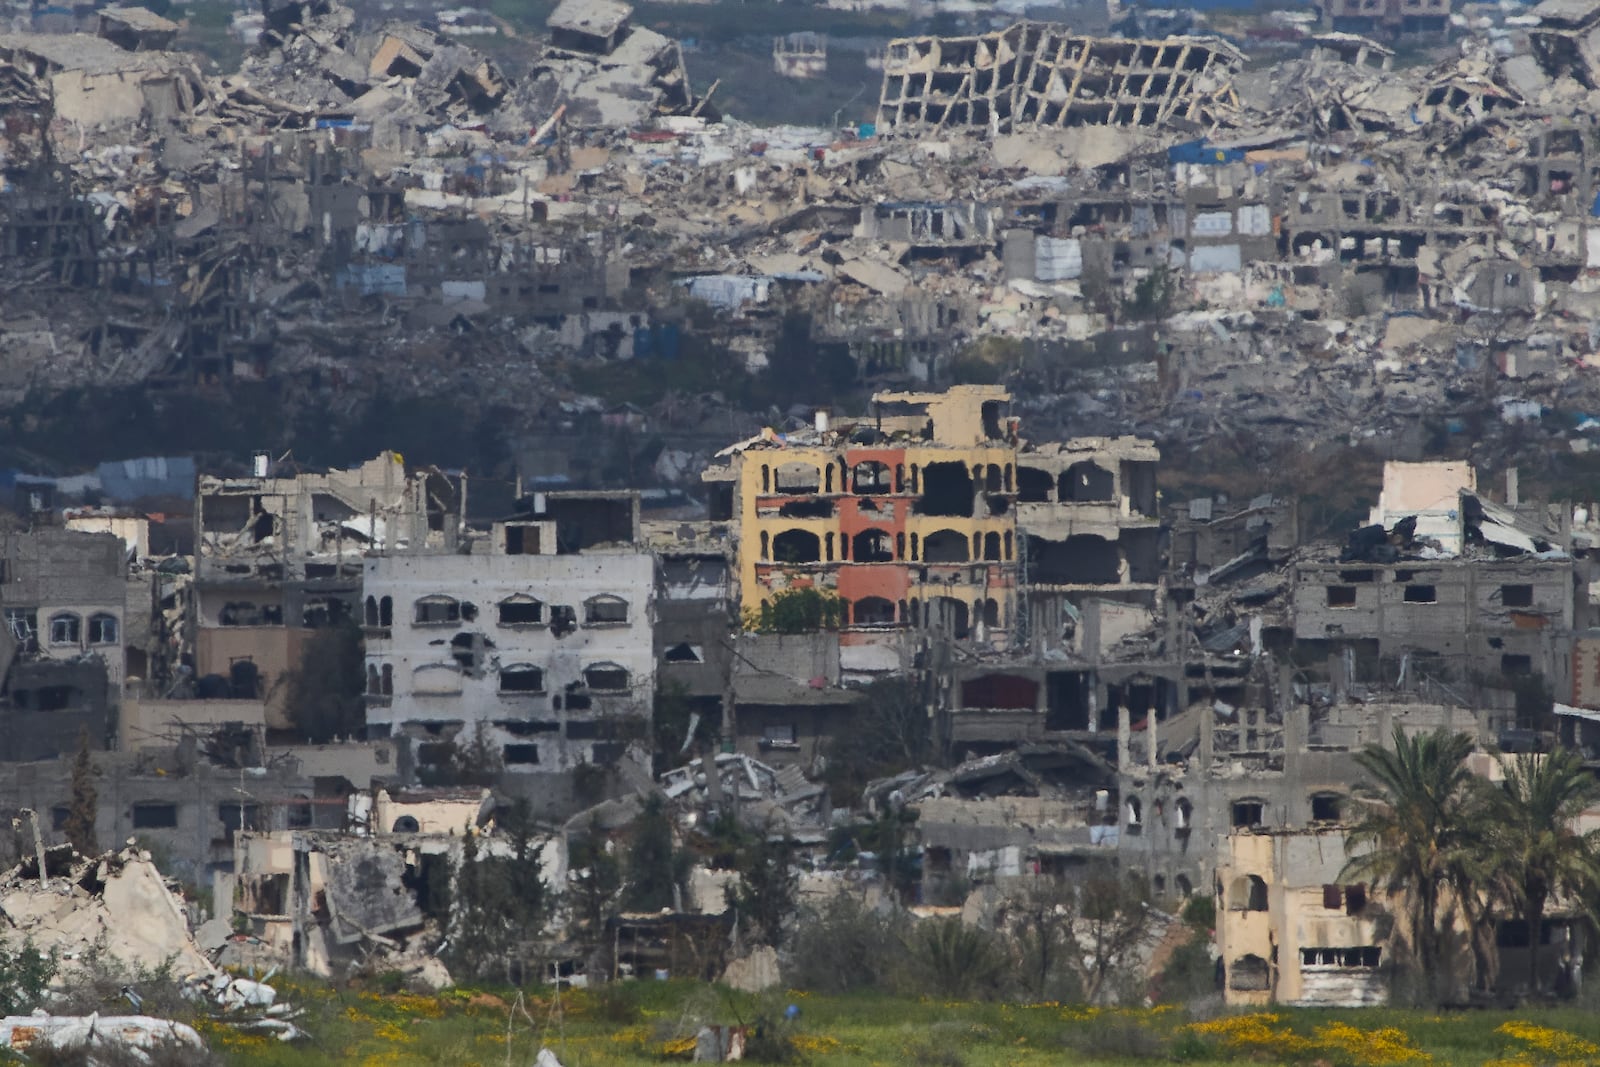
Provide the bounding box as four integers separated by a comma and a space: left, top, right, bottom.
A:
1216, 828, 1387, 1007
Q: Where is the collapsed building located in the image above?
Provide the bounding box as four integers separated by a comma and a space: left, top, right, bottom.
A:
877, 23, 1245, 131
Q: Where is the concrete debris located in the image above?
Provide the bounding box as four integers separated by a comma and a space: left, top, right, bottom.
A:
719, 945, 780, 992
0, 845, 215, 982
0, 1013, 204, 1063
659, 753, 827, 833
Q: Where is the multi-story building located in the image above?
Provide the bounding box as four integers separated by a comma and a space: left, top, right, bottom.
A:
0, 526, 127, 758
706, 385, 1024, 645
361, 492, 655, 806
193, 453, 461, 725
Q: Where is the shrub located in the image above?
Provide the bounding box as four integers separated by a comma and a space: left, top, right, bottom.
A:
785, 894, 904, 994
898, 918, 1008, 1001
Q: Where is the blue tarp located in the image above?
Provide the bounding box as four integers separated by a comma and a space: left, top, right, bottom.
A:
1167, 139, 1244, 165
97, 456, 196, 502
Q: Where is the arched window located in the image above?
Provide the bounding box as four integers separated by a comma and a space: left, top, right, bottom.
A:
852, 461, 891, 494
500, 664, 545, 693
498, 594, 543, 626
412, 664, 462, 695
1228, 954, 1270, 992
760, 531, 770, 560
584, 595, 629, 625
931, 597, 970, 639
853, 597, 896, 626
923, 529, 970, 562
985, 464, 1002, 493
584, 663, 630, 691
413, 595, 461, 625
1061, 461, 1115, 502
983, 599, 1000, 628
852, 528, 894, 563
774, 462, 821, 494
365, 596, 378, 627
773, 529, 821, 564
366, 664, 381, 695
1229, 874, 1268, 912
1175, 796, 1193, 831
48, 613, 80, 645
88, 613, 118, 644
1126, 796, 1143, 834
1176, 874, 1194, 897
1004, 531, 1013, 560
380, 663, 393, 695
761, 465, 770, 492
983, 532, 1001, 561
379, 596, 393, 627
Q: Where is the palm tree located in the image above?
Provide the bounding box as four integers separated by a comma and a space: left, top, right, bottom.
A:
1342, 726, 1485, 998
1481, 747, 1600, 994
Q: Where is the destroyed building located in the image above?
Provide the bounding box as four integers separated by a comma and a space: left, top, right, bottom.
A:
877, 24, 1245, 131
363, 492, 655, 806
193, 454, 461, 727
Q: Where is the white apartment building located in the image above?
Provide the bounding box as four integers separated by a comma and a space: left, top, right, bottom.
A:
361, 516, 654, 783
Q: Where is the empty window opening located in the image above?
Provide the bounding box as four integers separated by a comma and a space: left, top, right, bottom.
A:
1061, 462, 1115, 503
983, 532, 1001, 561
1176, 874, 1193, 897
853, 596, 896, 626
1031, 534, 1120, 584
1327, 586, 1357, 608
923, 528, 970, 563
584, 595, 629, 625
1175, 796, 1193, 832
1501, 653, 1533, 675
916, 462, 974, 517
664, 642, 703, 663
772, 529, 822, 564
1340, 570, 1375, 583
504, 524, 540, 555
498, 595, 543, 626
1232, 799, 1265, 828
49, 613, 80, 645
1229, 955, 1270, 992
1311, 793, 1343, 822
414, 595, 461, 625
774, 462, 822, 494
88, 614, 118, 644
503, 744, 539, 765
132, 803, 178, 830
1126, 796, 1143, 834
1230, 874, 1268, 912
1501, 584, 1533, 608
500, 665, 545, 693
846, 529, 892, 564
1404, 584, 1437, 604
852, 461, 892, 493
1300, 947, 1380, 968
962, 673, 1038, 710
931, 597, 971, 640
1017, 466, 1052, 502
584, 663, 630, 691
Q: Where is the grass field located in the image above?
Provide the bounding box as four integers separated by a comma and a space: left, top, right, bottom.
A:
211, 978, 1600, 1067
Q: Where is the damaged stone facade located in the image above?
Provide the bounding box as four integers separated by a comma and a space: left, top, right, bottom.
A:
363, 492, 655, 803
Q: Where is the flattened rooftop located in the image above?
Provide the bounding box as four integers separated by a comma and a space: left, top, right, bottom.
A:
547, 0, 632, 37
0, 32, 186, 75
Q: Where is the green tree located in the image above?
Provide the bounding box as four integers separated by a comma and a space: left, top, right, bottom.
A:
1342, 727, 1485, 1001
568, 823, 623, 950
63, 729, 96, 856
285, 621, 365, 743
446, 798, 548, 984
1483, 748, 1600, 994
746, 588, 843, 634
727, 829, 797, 948
0, 940, 54, 1015
622, 794, 689, 912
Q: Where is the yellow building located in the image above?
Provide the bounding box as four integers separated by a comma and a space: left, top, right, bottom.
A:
705, 385, 1023, 644
1215, 828, 1387, 1007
